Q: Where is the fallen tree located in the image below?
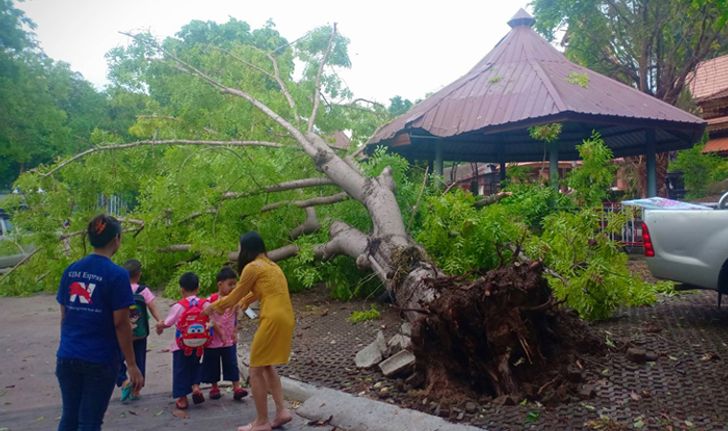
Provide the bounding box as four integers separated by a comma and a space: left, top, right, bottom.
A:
4, 20, 637, 401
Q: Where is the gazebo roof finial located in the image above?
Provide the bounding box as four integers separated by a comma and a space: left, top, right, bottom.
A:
507, 8, 535, 28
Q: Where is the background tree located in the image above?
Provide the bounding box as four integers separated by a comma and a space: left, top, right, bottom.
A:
532, 0, 728, 196
0, 0, 141, 189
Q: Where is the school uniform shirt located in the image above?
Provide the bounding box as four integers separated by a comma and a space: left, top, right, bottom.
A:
56, 254, 134, 365
131, 283, 155, 305
207, 301, 237, 349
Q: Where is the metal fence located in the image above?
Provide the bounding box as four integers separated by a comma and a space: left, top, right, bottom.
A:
97, 194, 128, 216
602, 201, 644, 252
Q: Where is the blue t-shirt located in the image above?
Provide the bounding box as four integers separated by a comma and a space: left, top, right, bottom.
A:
56, 254, 133, 364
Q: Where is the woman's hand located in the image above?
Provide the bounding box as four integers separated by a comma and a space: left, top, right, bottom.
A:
155, 321, 166, 335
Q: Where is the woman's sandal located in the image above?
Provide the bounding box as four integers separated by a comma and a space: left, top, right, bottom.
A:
237, 423, 272, 431
175, 398, 189, 410
271, 412, 292, 429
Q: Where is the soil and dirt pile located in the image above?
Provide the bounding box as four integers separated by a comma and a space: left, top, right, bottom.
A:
411, 260, 604, 405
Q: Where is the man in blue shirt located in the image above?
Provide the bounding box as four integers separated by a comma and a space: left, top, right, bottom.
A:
56, 214, 144, 430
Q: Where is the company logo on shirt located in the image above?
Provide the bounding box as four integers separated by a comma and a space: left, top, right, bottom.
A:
69, 282, 96, 304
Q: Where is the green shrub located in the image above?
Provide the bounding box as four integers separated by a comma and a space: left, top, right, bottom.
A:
669, 143, 728, 198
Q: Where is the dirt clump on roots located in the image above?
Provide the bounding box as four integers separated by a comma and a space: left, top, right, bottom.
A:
411, 260, 604, 406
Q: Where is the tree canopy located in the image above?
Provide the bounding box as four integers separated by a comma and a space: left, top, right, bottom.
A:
2, 17, 419, 300
532, 0, 728, 105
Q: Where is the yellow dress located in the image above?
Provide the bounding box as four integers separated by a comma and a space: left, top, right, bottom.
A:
212, 255, 295, 367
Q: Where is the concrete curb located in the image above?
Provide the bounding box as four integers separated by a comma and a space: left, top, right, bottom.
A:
281, 377, 484, 431
281, 376, 319, 402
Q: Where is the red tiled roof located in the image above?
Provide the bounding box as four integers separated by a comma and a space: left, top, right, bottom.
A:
708, 115, 728, 133
703, 137, 728, 153
689, 54, 728, 102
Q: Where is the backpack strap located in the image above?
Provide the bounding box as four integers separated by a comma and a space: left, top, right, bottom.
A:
209, 293, 219, 303
178, 298, 191, 309
134, 284, 147, 295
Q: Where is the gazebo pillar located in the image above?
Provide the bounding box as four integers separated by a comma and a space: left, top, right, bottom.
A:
646, 129, 657, 197
434, 140, 444, 177
549, 142, 559, 189
498, 147, 506, 182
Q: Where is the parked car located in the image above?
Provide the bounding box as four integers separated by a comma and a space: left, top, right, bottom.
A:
641, 191, 728, 306
0, 209, 33, 273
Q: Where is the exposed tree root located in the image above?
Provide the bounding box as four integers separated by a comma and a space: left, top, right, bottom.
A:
411, 260, 603, 405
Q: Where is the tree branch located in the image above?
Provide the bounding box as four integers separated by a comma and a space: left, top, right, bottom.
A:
377, 166, 396, 192
0, 247, 42, 284
267, 51, 298, 116
124, 32, 319, 158
407, 165, 430, 231
179, 208, 218, 223
213, 45, 299, 117
158, 244, 193, 253
228, 244, 300, 262
42, 139, 290, 177
289, 207, 321, 240
474, 191, 513, 208
314, 221, 368, 261
221, 177, 335, 200
260, 192, 349, 212
161, 243, 300, 263
307, 23, 337, 133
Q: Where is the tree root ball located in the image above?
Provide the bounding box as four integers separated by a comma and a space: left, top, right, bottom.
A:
411, 260, 604, 404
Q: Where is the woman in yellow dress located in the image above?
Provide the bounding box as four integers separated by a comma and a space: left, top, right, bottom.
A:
204, 232, 295, 431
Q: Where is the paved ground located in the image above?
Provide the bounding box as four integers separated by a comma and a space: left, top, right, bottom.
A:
0, 295, 331, 431
3, 273, 728, 430
248, 281, 728, 430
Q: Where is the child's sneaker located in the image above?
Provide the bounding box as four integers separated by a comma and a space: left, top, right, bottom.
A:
209, 387, 221, 400
233, 387, 249, 401
120, 383, 132, 404
192, 390, 205, 404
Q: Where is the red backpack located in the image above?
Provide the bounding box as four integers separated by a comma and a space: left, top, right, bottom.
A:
174, 297, 213, 357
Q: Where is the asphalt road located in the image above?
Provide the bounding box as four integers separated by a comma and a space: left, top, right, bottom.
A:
0, 295, 334, 431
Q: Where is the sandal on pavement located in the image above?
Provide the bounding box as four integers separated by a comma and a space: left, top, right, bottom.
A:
191, 391, 205, 404
209, 387, 221, 400
237, 423, 272, 431
271, 412, 292, 429
233, 387, 249, 400
175, 398, 189, 410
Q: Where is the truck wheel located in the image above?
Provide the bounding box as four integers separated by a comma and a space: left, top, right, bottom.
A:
718, 259, 728, 308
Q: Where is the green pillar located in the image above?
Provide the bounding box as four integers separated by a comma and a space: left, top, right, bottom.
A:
549, 142, 559, 189
434, 140, 444, 177
646, 129, 657, 197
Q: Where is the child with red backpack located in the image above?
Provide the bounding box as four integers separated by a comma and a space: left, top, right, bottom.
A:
117, 259, 161, 403
200, 267, 249, 401
156, 272, 212, 410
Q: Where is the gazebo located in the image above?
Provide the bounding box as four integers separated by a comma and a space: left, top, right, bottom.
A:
367, 9, 706, 196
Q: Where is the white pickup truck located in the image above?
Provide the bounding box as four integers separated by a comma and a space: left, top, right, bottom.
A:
641, 192, 728, 306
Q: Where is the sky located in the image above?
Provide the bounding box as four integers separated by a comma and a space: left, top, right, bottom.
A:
16, 0, 532, 105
